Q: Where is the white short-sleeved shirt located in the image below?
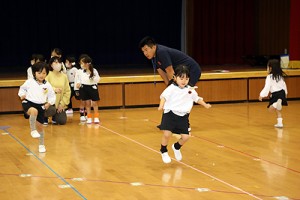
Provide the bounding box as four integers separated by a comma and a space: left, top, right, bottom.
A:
74, 68, 101, 90
18, 79, 56, 105
160, 84, 202, 116
66, 67, 78, 83
27, 66, 33, 79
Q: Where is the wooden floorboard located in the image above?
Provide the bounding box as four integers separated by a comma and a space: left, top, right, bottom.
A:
0, 101, 300, 200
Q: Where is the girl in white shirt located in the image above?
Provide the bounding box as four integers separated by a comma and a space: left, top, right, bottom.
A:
158, 65, 211, 164
259, 59, 288, 128
18, 62, 56, 153
75, 55, 100, 124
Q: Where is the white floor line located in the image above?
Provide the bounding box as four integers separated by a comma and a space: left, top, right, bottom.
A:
99, 125, 263, 200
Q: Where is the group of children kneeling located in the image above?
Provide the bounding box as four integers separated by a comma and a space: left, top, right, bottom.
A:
18, 49, 101, 153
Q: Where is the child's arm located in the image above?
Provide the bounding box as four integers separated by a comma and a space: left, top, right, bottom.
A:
259, 75, 271, 101
93, 69, 101, 83
74, 70, 81, 91
158, 97, 166, 110
197, 98, 211, 109
18, 81, 28, 100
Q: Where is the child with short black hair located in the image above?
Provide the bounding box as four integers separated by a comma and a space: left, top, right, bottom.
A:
158, 65, 211, 163
50, 48, 67, 73
27, 54, 45, 79
18, 62, 56, 153
65, 55, 79, 114
259, 59, 288, 128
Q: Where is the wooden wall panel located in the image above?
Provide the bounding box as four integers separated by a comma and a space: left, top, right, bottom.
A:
0, 88, 23, 112
285, 77, 300, 98
196, 79, 248, 102
1, 76, 299, 113
249, 76, 300, 100
125, 83, 165, 106
249, 78, 265, 100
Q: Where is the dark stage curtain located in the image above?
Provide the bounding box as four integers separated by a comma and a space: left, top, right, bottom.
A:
192, 0, 255, 65
256, 0, 290, 56
0, 0, 182, 71
289, 0, 300, 60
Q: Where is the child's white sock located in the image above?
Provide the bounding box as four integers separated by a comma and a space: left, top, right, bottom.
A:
39, 131, 44, 145
29, 115, 37, 131
274, 118, 283, 128
277, 118, 283, 125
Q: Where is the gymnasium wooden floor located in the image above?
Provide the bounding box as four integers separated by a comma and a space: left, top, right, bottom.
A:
0, 101, 300, 200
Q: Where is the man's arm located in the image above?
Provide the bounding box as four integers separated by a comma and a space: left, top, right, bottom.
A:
157, 68, 169, 85
165, 65, 175, 80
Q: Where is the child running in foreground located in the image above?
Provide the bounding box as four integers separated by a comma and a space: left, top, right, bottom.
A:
158, 65, 211, 163
18, 62, 56, 153
259, 59, 288, 128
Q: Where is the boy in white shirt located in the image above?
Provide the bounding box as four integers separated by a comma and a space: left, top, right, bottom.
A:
65, 56, 78, 114
18, 62, 56, 153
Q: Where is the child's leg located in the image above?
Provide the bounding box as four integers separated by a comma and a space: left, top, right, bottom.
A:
172, 134, 190, 161
29, 111, 37, 131
36, 123, 44, 145
27, 107, 40, 138
269, 100, 283, 128
275, 109, 283, 128
161, 130, 172, 150
79, 100, 86, 121
161, 130, 172, 163
92, 101, 98, 113
85, 100, 92, 123
36, 123, 46, 152
68, 97, 72, 110
36, 111, 46, 152
79, 100, 85, 114
175, 134, 190, 148
92, 101, 100, 123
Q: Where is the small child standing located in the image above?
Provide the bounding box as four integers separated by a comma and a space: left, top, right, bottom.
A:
18, 62, 56, 153
259, 59, 288, 128
158, 65, 211, 163
27, 54, 45, 79
74, 54, 101, 124
50, 48, 67, 73
65, 55, 78, 114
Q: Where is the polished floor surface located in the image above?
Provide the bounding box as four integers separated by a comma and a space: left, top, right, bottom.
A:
0, 101, 299, 200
